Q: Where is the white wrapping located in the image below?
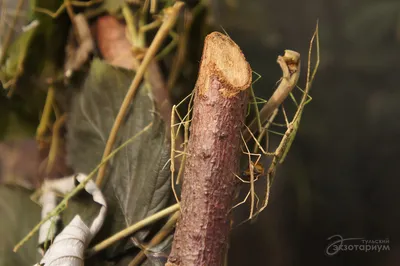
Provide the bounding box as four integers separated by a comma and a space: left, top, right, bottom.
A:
35, 174, 107, 266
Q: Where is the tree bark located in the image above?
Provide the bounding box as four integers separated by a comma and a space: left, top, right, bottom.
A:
166, 32, 252, 266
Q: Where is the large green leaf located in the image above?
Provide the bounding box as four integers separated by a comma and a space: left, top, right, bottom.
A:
67, 59, 171, 260
67, 58, 132, 172
102, 91, 171, 254
0, 185, 40, 266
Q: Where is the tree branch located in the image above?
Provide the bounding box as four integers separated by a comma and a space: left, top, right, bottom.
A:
166, 31, 252, 266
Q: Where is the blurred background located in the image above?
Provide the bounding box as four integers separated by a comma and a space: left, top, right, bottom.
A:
1, 0, 400, 265
212, 0, 400, 265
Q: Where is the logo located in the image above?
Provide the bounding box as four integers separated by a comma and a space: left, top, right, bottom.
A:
325, 235, 390, 256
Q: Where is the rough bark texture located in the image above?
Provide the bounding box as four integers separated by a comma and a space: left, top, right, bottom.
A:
166, 32, 252, 266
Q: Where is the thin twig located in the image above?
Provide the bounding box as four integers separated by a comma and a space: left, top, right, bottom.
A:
122, 3, 138, 46
128, 211, 180, 266
86, 203, 180, 257
254, 108, 278, 154
249, 86, 262, 132
37, 86, 55, 141
46, 114, 67, 174
170, 105, 180, 205
174, 90, 194, 185
150, 0, 157, 14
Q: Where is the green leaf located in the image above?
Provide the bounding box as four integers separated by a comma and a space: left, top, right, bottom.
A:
0, 0, 69, 91
102, 95, 171, 255
67, 58, 171, 257
0, 0, 33, 57
61, 191, 102, 230
0, 24, 37, 85
0, 185, 41, 266
67, 58, 133, 173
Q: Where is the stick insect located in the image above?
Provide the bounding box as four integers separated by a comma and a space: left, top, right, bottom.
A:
34, 0, 102, 20
235, 23, 320, 221
168, 91, 194, 204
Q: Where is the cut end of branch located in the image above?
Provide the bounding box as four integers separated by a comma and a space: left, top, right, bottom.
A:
196, 32, 252, 97
282, 49, 300, 73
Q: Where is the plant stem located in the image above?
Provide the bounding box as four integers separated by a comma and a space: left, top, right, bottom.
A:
37, 86, 55, 141
85, 203, 180, 257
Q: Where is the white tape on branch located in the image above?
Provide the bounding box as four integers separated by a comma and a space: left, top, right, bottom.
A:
35, 173, 107, 266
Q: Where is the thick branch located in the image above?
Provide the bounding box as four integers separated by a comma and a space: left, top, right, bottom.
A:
167, 32, 252, 266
